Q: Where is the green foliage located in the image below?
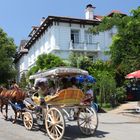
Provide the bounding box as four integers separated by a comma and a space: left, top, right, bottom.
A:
69, 53, 117, 105
69, 52, 93, 70
0, 28, 16, 84
27, 66, 39, 77
87, 60, 116, 106
102, 103, 112, 109
94, 70, 116, 106
69, 52, 78, 67
90, 14, 124, 34
19, 73, 28, 89
115, 86, 126, 103
27, 53, 66, 77
36, 53, 66, 70
90, 6, 140, 86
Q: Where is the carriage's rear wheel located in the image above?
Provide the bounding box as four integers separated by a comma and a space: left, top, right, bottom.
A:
23, 112, 33, 130
77, 107, 98, 135
45, 107, 65, 140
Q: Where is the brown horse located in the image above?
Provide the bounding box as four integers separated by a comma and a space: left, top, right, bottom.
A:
0, 86, 26, 123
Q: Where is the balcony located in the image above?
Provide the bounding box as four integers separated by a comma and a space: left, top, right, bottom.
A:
69, 41, 100, 52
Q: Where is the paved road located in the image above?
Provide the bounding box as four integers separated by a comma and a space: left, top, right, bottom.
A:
0, 108, 140, 140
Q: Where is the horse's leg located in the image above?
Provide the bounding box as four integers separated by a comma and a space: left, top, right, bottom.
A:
0, 99, 3, 113
0, 103, 3, 113
5, 104, 8, 120
12, 109, 17, 124
0, 101, 5, 117
0, 103, 7, 120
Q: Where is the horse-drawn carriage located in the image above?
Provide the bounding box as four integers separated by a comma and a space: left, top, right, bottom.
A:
23, 67, 98, 140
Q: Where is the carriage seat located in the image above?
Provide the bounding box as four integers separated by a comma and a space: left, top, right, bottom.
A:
44, 88, 85, 106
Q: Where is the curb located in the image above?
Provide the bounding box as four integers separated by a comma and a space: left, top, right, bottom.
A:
122, 112, 140, 119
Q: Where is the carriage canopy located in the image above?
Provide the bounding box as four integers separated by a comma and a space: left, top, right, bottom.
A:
29, 67, 89, 80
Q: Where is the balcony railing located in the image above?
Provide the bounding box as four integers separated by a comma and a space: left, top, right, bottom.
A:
69, 41, 100, 52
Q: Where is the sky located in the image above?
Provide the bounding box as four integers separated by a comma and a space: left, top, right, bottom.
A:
0, 0, 139, 46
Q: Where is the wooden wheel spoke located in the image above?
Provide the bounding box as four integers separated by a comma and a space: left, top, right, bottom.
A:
77, 107, 98, 135
79, 112, 86, 118
89, 114, 94, 119
54, 110, 58, 119
78, 117, 85, 121
56, 123, 63, 130
54, 127, 59, 138
88, 122, 91, 130
45, 108, 65, 140
28, 121, 32, 126
56, 120, 62, 124
50, 110, 55, 120
24, 112, 33, 130
85, 123, 89, 134
48, 114, 53, 122
90, 124, 96, 129
55, 126, 61, 136
47, 119, 53, 124
25, 121, 29, 126
49, 125, 55, 134
55, 113, 60, 120
84, 122, 87, 129
91, 118, 97, 125
48, 123, 53, 129
79, 120, 86, 126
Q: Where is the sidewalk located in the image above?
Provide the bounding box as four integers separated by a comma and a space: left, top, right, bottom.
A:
108, 101, 140, 118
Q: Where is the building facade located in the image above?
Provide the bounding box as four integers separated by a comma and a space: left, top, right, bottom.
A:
15, 4, 119, 81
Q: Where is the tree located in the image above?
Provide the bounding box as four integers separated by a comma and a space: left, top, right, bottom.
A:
69, 52, 79, 67
27, 53, 66, 77
19, 73, 28, 89
0, 28, 16, 84
27, 66, 39, 77
69, 52, 93, 70
88, 60, 116, 106
36, 53, 66, 70
90, 6, 140, 85
96, 71, 116, 107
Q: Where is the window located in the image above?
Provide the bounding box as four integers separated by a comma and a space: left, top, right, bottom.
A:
85, 31, 93, 44
71, 30, 79, 43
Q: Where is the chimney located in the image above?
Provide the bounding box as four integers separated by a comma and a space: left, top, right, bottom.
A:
40, 17, 46, 25
85, 4, 95, 20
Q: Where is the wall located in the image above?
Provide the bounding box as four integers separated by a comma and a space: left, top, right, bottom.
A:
17, 21, 114, 80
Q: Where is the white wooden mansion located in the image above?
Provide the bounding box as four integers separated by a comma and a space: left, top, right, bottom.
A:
15, 4, 125, 81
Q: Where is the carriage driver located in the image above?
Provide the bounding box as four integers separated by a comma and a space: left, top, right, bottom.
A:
34, 78, 49, 105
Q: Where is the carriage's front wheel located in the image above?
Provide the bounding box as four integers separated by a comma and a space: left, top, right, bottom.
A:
23, 112, 33, 130
77, 107, 98, 135
45, 107, 65, 140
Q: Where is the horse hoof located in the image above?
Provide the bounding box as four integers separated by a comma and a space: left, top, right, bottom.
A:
4, 116, 8, 120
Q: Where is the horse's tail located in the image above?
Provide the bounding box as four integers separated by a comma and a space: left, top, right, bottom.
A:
0, 89, 9, 103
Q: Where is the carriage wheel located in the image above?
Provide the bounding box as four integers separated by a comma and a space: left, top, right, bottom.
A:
23, 112, 34, 130
45, 107, 65, 140
77, 107, 98, 135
